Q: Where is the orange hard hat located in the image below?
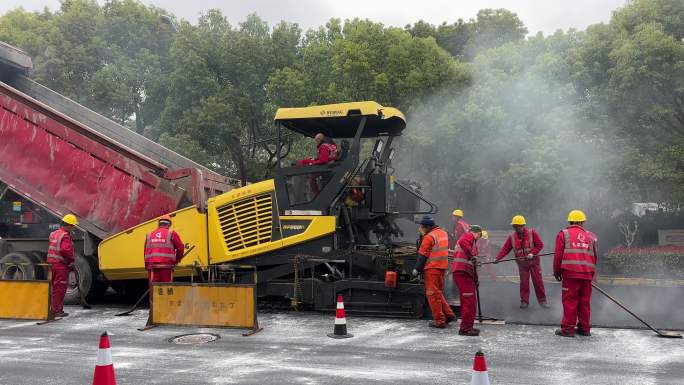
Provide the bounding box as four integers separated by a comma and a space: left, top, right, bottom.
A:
159, 214, 172, 224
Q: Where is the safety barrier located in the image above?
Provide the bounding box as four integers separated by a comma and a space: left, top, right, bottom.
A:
147, 265, 262, 335
0, 263, 52, 321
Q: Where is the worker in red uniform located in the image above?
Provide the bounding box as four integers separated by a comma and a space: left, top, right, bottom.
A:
297, 133, 338, 196
47, 214, 78, 317
297, 133, 338, 166
412, 215, 455, 328
452, 225, 483, 336
450, 209, 469, 249
554, 209, 598, 337
143, 214, 185, 303
495, 215, 549, 309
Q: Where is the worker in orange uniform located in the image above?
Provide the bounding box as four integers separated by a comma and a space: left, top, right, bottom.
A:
412, 215, 456, 328
46, 214, 78, 317
495, 215, 549, 309
452, 225, 483, 336
554, 210, 598, 338
450, 209, 469, 249
143, 214, 185, 303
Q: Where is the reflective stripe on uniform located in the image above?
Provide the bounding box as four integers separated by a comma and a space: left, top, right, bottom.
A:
462, 292, 474, 296
565, 248, 593, 254
561, 260, 596, 268
146, 252, 176, 258
562, 229, 571, 249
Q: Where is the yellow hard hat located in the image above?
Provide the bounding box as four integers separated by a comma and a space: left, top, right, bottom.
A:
511, 215, 526, 226
482, 230, 489, 240
567, 209, 587, 222
62, 214, 78, 226
452, 209, 464, 217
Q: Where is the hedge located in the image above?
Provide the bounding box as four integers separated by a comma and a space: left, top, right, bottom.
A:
604, 246, 684, 279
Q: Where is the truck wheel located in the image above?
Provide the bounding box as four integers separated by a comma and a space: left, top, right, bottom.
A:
64, 255, 93, 305
0, 252, 37, 280
28, 251, 48, 280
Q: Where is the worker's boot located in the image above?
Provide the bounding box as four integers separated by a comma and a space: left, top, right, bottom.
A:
520, 301, 529, 309
575, 328, 591, 337
54, 311, 69, 318
459, 328, 480, 336
555, 329, 574, 338
539, 301, 551, 309
429, 321, 446, 329
445, 316, 456, 325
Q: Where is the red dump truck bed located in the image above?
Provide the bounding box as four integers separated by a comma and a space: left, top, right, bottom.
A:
0, 41, 235, 302
0, 80, 232, 240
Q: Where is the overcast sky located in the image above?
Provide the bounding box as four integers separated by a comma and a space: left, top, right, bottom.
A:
1, 0, 627, 35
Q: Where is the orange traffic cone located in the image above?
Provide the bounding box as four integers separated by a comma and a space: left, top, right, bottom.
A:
327, 295, 353, 339
92, 332, 116, 385
471, 350, 490, 385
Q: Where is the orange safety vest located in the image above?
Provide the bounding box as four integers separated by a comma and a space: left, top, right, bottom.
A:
144, 227, 177, 267
510, 229, 536, 258
561, 226, 597, 274
47, 228, 70, 265
422, 228, 449, 270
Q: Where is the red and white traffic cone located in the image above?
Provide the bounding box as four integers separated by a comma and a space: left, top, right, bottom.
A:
470, 350, 490, 385
327, 295, 353, 339
92, 332, 116, 385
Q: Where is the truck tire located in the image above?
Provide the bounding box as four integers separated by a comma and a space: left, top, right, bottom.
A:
64, 254, 93, 305
0, 252, 38, 280
28, 251, 48, 280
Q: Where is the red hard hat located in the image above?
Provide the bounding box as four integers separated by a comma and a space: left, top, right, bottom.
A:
159, 214, 172, 224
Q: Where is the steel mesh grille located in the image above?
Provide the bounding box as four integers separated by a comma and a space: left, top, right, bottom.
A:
216, 193, 272, 251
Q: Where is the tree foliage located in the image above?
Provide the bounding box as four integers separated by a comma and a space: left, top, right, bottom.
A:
0, 0, 682, 221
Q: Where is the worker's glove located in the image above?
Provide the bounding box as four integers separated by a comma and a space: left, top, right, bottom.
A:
412, 269, 419, 277
68, 263, 75, 270
526, 253, 534, 260
493, 259, 500, 265
554, 273, 562, 282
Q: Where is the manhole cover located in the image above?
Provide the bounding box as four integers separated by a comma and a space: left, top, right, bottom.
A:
169, 333, 220, 345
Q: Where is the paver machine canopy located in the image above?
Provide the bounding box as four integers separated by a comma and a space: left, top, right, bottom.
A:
273, 101, 436, 246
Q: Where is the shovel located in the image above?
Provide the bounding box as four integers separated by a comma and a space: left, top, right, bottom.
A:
592, 283, 682, 339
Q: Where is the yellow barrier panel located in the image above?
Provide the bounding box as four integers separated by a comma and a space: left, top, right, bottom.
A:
151, 283, 261, 334
0, 280, 50, 320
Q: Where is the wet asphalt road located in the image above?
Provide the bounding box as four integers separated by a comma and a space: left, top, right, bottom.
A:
470, 277, 684, 330
0, 302, 683, 385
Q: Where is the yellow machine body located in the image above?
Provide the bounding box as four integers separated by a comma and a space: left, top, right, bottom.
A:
98, 179, 336, 279
99, 205, 210, 280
